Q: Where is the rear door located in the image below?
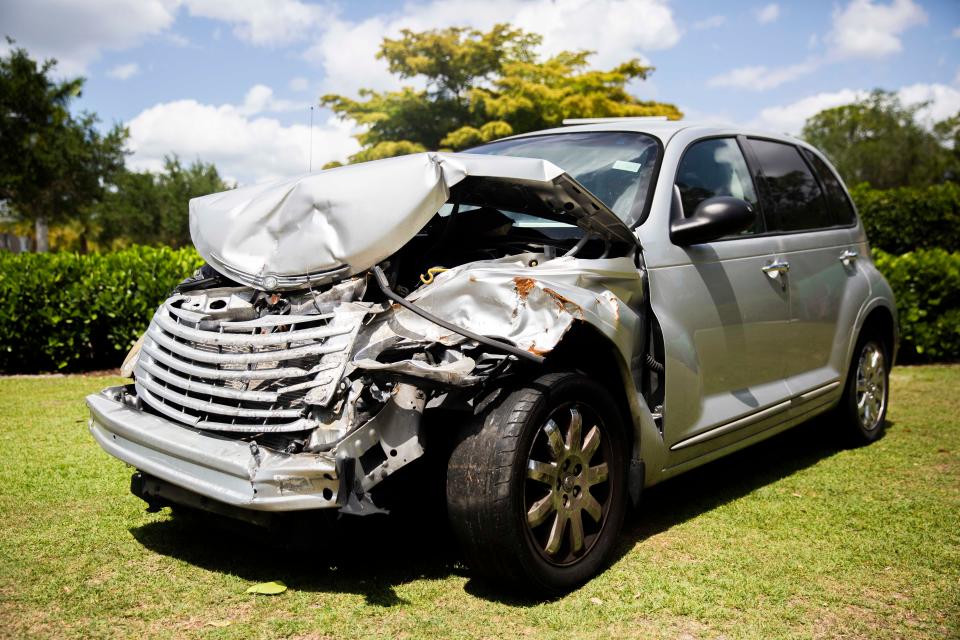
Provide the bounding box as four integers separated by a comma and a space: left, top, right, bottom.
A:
745, 139, 867, 396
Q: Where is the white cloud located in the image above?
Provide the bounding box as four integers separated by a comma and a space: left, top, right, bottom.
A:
708, 60, 819, 91
238, 84, 309, 115
897, 83, 960, 125
304, 0, 681, 96
0, 0, 177, 75
826, 0, 927, 59
753, 89, 866, 133
952, 26, 960, 38
181, 0, 329, 46
107, 62, 140, 80
752, 83, 960, 134
127, 89, 359, 184
693, 15, 726, 31
755, 4, 780, 24
289, 76, 310, 92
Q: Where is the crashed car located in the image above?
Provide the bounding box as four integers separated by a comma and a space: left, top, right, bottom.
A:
88, 120, 897, 592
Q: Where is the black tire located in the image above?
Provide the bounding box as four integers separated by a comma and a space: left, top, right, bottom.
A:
446, 371, 628, 594
838, 333, 890, 445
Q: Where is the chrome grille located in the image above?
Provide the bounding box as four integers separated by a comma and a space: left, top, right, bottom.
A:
135, 296, 365, 433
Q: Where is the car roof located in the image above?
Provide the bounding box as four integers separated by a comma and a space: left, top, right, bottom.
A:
504, 119, 808, 150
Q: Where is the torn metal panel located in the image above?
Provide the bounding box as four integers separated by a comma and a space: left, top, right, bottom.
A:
391, 252, 645, 361
189, 152, 634, 290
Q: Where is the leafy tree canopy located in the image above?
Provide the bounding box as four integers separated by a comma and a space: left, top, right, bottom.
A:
93, 157, 232, 249
322, 24, 681, 163
0, 41, 128, 250
801, 90, 959, 189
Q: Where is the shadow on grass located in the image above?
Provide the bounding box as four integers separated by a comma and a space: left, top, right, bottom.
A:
130, 415, 889, 607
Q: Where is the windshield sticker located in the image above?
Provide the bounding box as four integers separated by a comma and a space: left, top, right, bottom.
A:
612, 160, 642, 173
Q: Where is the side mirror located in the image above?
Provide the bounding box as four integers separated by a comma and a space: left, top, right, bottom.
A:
670, 196, 756, 246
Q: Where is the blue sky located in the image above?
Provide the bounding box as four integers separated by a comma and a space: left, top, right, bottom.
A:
2, 0, 958, 184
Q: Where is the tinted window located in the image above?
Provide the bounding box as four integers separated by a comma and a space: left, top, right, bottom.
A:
802, 149, 856, 226
470, 132, 660, 226
749, 139, 832, 231
675, 138, 761, 235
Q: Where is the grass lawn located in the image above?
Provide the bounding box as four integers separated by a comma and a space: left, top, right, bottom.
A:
0, 367, 957, 639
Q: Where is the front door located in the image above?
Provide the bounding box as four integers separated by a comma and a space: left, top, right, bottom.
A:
649, 137, 792, 458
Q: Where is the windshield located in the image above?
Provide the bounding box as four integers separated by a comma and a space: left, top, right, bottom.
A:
469, 131, 660, 226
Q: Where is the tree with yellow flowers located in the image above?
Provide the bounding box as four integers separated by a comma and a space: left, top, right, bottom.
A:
321, 24, 681, 164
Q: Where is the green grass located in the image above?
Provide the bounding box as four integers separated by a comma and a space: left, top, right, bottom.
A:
0, 368, 958, 639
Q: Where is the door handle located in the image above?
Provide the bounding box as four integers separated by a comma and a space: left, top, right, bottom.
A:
839, 249, 859, 265
762, 259, 790, 277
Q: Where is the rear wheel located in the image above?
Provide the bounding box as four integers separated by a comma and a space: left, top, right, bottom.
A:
446, 371, 628, 594
839, 335, 889, 445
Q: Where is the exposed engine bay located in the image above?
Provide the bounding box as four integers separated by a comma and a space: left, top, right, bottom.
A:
88, 152, 661, 517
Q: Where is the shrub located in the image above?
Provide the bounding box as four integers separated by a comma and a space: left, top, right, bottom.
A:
873, 248, 960, 362
0, 246, 203, 373
851, 182, 960, 254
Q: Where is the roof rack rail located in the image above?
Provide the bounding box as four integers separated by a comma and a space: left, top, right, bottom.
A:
562, 116, 672, 125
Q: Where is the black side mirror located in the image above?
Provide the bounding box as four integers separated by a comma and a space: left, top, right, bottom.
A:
670, 196, 756, 246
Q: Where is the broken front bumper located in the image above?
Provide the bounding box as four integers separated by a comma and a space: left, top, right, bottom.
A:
87, 387, 339, 511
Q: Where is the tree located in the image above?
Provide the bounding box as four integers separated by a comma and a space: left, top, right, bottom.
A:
801, 90, 959, 189
0, 42, 128, 251
94, 157, 232, 249
322, 24, 681, 163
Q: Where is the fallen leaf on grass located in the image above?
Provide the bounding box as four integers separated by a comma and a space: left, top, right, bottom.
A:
589, 597, 604, 605
246, 581, 287, 595
207, 620, 232, 627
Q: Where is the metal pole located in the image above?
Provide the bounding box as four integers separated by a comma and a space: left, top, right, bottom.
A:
309, 105, 314, 172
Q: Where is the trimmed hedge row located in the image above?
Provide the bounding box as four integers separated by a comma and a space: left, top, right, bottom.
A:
873, 248, 960, 362
0, 246, 203, 373
851, 182, 960, 255
0, 245, 957, 372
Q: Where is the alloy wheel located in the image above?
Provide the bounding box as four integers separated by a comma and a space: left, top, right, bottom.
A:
523, 403, 612, 565
856, 343, 887, 431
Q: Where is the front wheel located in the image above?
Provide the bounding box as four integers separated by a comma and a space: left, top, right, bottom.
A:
446, 371, 628, 594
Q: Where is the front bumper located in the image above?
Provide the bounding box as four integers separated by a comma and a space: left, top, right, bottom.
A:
87, 387, 339, 511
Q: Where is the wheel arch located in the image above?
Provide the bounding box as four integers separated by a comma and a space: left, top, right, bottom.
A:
542, 322, 658, 502
858, 303, 898, 366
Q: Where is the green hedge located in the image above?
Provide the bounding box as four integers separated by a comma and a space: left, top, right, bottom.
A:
0, 244, 957, 372
874, 248, 960, 362
0, 246, 203, 373
852, 182, 960, 254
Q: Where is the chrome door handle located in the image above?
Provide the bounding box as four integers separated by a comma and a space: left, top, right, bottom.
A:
762, 260, 790, 277
839, 249, 859, 265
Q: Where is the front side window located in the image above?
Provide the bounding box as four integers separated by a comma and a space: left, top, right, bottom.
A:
470, 131, 661, 226
802, 149, 857, 226
675, 137, 761, 235
748, 139, 832, 232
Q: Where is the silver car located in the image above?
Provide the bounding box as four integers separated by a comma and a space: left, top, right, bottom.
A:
87, 119, 897, 593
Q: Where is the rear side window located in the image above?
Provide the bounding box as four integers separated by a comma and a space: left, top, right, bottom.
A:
802, 149, 857, 226
675, 138, 761, 235
748, 139, 832, 232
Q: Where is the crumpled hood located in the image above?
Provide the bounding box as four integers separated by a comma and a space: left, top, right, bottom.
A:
189, 151, 635, 290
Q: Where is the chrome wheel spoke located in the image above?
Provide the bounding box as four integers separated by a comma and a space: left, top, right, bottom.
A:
566, 407, 582, 451
583, 492, 603, 522
527, 493, 555, 527
527, 459, 556, 485
545, 512, 567, 555
569, 510, 585, 554
584, 462, 608, 487
543, 419, 564, 460
581, 425, 601, 462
